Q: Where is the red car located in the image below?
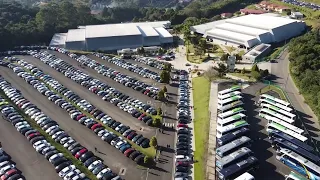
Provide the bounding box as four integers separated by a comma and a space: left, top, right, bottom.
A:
175, 161, 190, 167
75, 148, 87, 159
124, 148, 134, 157
76, 114, 86, 121
91, 124, 102, 131
177, 123, 188, 128
127, 132, 137, 140
27, 132, 40, 140
1, 169, 18, 180
138, 114, 146, 121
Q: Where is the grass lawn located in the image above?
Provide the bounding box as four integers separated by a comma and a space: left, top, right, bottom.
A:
238, 50, 245, 56
213, 45, 225, 56
256, 85, 287, 100
192, 77, 210, 180
228, 73, 256, 82
186, 44, 208, 64
225, 46, 236, 53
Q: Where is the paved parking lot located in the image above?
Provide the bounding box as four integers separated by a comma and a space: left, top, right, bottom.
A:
0, 116, 60, 180
0, 66, 146, 180
218, 83, 290, 179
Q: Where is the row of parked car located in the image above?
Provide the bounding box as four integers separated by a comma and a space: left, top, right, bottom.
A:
93, 53, 161, 82
282, 0, 320, 10
0, 142, 23, 180
175, 73, 192, 180
31, 51, 157, 126
133, 57, 165, 71
12, 59, 150, 163
0, 79, 91, 180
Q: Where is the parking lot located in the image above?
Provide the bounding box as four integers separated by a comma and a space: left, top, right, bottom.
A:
218, 83, 291, 179
0, 116, 60, 180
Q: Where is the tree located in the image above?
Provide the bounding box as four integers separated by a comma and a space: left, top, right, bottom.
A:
137, 47, 145, 55
150, 136, 158, 148
260, 69, 269, 78
162, 86, 167, 93
251, 70, 262, 80
163, 63, 172, 72
160, 70, 170, 83
220, 53, 230, 61
157, 89, 165, 100
144, 156, 154, 165
213, 63, 228, 77
235, 54, 242, 62
157, 107, 162, 115
153, 118, 162, 127
198, 38, 207, 55
251, 64, 259, 72
241, 67, 246, 74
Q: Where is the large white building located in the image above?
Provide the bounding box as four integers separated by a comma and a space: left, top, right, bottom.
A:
191, 14, 306, 49
49, 21, 173, 51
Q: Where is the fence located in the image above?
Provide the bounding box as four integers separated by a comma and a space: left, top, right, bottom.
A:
261, 80, 320, 155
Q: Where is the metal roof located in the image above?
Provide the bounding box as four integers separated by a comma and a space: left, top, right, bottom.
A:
49, 33, 67, 46
137, 26, 159, 37
215, 23, 269, 36
206, 28, 257, 43
85, 24, 142, 38
66, 29, 85, 42
154, 27, 173, 38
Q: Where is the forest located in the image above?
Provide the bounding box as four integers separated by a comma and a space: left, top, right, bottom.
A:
288, 30, 320, 120
0, 0, 259, 51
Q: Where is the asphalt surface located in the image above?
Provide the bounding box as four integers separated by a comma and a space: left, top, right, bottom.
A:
239, 83, 290, 179
271, 50, 320, 143
0, 116, 60, 180
0, 66, 146, 180
45, 52, 179, 180
20, 55, 154, 138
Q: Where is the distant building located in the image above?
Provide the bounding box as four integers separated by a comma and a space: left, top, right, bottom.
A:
274, 6, 291, 13
221, 13, 233, 18
291, 12, 304, 19
191, 14, 306, 49
242, 43, 272, 62
259, 1, 271, 8
49, 21, 173, 51
240, 9, 266, 15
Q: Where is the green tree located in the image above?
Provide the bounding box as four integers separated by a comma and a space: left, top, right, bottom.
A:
144, 156, 154, 165
241, 67, 246, 74
157, 107, 162, 115
214, 63, 228, 77
160, 70, 170, 83
251, 64, 259, 72
162, 86, 167, 93
150, 136, 158, 148
152, 118, 162, 127
220, 53, 230, 61
198, 38, 207, 55
251, 70, 262, 80
158, 90, 165, 100
163, 63, 172, 72
235, 54, 242, 62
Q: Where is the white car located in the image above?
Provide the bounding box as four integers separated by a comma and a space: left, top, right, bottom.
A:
88, 160, 102, 171
64, 169, 81, 180
97, 168, 112, 179
0, 164, 15, 175
49, 153, 64, 163
32, 140, 48, 148
14, 121, 28, 128
59, 165, 76, 177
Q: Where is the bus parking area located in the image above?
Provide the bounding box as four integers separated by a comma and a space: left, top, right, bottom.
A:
215, 83, 320, 180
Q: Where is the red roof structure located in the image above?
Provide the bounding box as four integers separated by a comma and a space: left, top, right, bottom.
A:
240, 9, 266, 15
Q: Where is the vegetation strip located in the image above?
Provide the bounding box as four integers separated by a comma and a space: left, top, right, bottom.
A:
0, 90, 98, 180
192, 76, 210, 180
18, 63, 156, 158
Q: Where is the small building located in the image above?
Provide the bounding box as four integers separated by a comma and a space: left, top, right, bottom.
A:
240, 9, 266, 15
242, 43, 272, 63
259, 1, 271, 8
274, 6, 291, 13
291, 12, 304, 19
221, 13, 233, 18
227, 55, 236, 72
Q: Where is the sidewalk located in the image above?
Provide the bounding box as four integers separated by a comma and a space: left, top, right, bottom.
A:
206, 82, 218, 180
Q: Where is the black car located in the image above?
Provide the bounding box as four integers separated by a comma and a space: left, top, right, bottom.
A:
129, 151, 141, 160
176, 166, 188, 173
111, 122, 120, 129
140, 139, 150, 148
176, 150, 189, 156
134, 154, 144, 164
79, 151, 94, 162
55, 161, 72, 173
177, 129, 189, 135
45, 150, 59, 160
30, 136, 45, 144
52, 157, 68, 167
136, 137, 145, 145
84, 157, 97, 167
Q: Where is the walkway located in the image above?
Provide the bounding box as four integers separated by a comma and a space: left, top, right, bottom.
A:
206, 82, 218, 180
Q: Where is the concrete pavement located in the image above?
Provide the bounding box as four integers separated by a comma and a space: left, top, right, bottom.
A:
206, 82, 218, 180
271, 50, 320, 142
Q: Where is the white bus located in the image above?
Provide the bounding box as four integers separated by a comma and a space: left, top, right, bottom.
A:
219, 91, 242, 100
218, 107, 245, 119
217, 120, 249, 138
216, 147, 252, 170
285, 171, 308, 180
218, 100, 244, 113
234, 172, 255, 180
218, 96, 243, 109
218, 86, 241, 97
261, 103, 296, 120
259, 98, 293, 112
260, 94, 290, 107
265, 115, 304, 134
259, 108, 295, 124
216, 136, 251, 158
267, 122, 308, 142
218, 113, 246, 127
276, 148, 320, 180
